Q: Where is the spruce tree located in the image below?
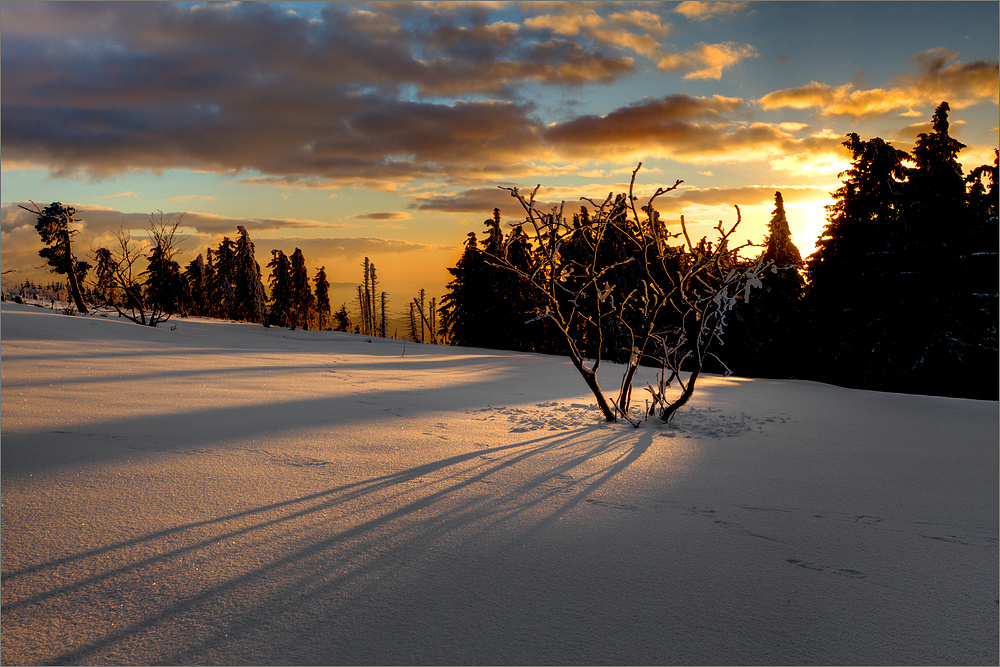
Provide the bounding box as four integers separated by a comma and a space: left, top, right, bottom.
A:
333, 303, 352, 332
728, 192, 805, 378
145, 244, 184, 317
202, 248, 219, 318
289, 248, 313, 330
233, 226, 267, 323
266, 249, 293, 328
183, 254, 208, 316
314, 266, 331, 330
94, 247, 117, 308
902, 103, 997, 397
211, 237, 237, 320
805, 134, 909, 391
22, 202, 90, 313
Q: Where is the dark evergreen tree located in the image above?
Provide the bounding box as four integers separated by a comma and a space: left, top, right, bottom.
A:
22, 202, 89, 313
440, 210, 552, 352
439, 231, 488, 346
963, 149, 999, 397
93, 247, 117, 307
333, 303, 352, 332
233, 225, 267, 323
289, 247, 313, 330
202, 248, 219, 318
727, 192, 805, 378
183, 254, 208, 317
804, 133, 909, 391
805, 103, 998, 398
901, 103, 997, 397
145, 243, 185, 316
314, 266, 331, 330
266, 249, 293, 328
210, 237, 238, 320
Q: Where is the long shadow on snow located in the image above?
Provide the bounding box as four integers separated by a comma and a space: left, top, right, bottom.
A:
3, 423, 660, 665
2, 349, 594, 476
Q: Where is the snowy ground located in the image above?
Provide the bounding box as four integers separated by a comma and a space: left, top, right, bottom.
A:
1, 301, 997, 665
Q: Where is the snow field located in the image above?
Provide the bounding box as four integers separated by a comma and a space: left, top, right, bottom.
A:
1, 302, 997, 665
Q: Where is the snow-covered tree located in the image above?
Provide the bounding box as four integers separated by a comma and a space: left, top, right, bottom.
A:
314, 266, 331, 330
233, 225, 267, 323
289, 247, 313, 330
266, 249, 293, 328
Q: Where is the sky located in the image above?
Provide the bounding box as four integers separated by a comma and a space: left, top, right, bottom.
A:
2, 1, 998, 322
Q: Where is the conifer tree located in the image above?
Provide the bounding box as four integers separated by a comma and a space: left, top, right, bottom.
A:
267, 249, 293, 327
183, 254, 208, 316
145, 244, 184, 317
727, 191, 804, 377
289, 248, 313, 330
804, 103, 998, 397
22, 202, 90, 313
439, 232, 487, 346
805, 133, 909, 391
333, 303, 352, 332
314, 266, 331, 330
900, 103, 997, 397
144, 217, 186, 318
211, 237, 238, 320
202, 248, 219, 318
94, 247, 118, 307
233, 226, 267, 323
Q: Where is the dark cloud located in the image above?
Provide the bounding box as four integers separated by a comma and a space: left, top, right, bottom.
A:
0, 2, 783, 186
410, 186, 564, 217
0, 1, 639, 182
410, 187, 515, 214
354, 212, 411, 221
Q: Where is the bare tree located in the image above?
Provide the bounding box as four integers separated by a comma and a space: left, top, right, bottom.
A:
93, 214, 185, 327
411, 289, 438, 344
490, 164, 767, 424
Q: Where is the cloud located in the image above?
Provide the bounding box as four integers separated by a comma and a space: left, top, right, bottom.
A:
759, 49, 998, 119
167, 194, 217, 202
897, 48, 999, 106
410, 187, 523, 214
658, 42, 758, 80
0, 2, 627, 183
354, 212, 412, 221
542, 94, 829, 165
672, 185, 835, 208
673, 1, 750, 21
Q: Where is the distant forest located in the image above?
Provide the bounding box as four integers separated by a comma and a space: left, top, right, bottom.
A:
437, 102, 998, 400
13, 103, 998, 400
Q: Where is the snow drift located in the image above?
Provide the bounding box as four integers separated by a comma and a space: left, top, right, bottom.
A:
1, 302, 997, 665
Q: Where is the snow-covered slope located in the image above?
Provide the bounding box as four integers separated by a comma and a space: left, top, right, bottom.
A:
2, 302, 997, 665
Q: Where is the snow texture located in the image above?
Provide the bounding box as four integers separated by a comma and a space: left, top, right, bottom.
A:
1, 301, 997, 665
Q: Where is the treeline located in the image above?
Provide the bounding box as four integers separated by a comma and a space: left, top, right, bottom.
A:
438, 103, 998, 400
20, 208, 430, 338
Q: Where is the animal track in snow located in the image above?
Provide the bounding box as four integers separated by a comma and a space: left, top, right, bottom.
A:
786, 558, 867, 578
469, 402, 603, 432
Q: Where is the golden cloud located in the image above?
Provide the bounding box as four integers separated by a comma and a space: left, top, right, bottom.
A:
656, 41, 758, 80
759, 50, 998, 119
673, 1, 750, 21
